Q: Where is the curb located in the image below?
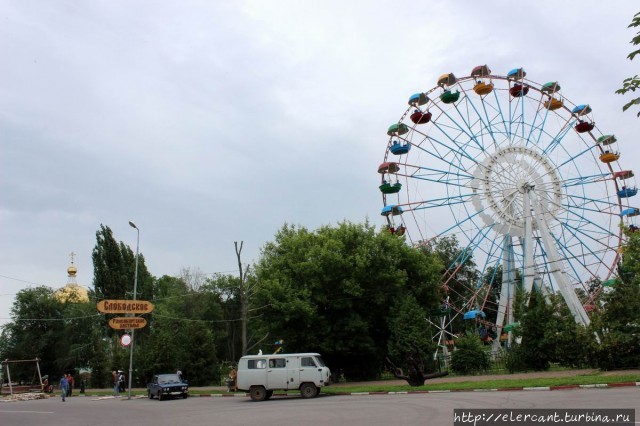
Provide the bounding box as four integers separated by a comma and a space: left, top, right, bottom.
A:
317, 382, 640, 396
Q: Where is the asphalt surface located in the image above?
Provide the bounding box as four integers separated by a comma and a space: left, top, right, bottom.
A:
1, 387, 639, 426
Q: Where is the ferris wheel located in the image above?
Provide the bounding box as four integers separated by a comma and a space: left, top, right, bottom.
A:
379, 65, 638, 343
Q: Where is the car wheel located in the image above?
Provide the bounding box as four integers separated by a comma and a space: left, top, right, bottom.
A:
182, 393, 188, 399
300, 383, 318, 399
249, 386, 267, 402
148, 390, 153, 399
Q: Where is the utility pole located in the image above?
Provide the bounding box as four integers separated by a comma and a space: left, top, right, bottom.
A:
235, 241, 248, 356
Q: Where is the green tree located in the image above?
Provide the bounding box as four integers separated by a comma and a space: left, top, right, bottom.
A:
92, 224, 153, 301
137, 275, 222, 385
596, 228, 640, 369
517, 291, 555, 371
0, 285, 114, 388
0, 287, 66, 379
450, 331, 490, 375
616, 12, 640, 116
546, 296, 596, 368
202, 274, 244, 363
506, 293, 596, 372
254, 221, 442, 380
386, 294, 439, 386
59, 294, 111, 387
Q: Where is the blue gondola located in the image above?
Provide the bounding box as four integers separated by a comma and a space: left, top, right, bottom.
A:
390, 141, 411, 155
621, 207, 640, 217
507, 68, 526, 79
408, 92, 428, 106
571, 104, 592, 116
381, 205, 403, 216
463, 309, 486, 320
618, 187, 638, 198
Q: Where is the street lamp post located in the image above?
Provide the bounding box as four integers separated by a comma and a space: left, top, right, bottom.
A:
127, 221, 140, 400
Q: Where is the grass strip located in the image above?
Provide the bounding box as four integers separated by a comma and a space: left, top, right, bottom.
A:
321, 374, 640, 394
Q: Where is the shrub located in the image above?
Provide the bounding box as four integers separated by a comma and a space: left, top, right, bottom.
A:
450, 332, 490, 375
504, 344, 527, 373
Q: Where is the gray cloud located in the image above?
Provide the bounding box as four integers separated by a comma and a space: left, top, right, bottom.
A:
2, 0, 639, 324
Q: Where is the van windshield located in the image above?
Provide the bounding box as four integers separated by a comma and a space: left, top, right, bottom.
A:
314, 356, 326, 367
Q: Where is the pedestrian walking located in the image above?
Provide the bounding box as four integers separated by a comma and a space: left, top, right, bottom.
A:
60, 375, 69, 402
67, 374, 74, 397
113, 371, 119, 397
118, 371, 126, 393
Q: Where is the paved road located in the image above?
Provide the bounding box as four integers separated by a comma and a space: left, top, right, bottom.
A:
1, 388, 639, 426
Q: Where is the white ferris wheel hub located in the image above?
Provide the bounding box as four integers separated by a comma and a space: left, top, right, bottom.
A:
471, 145, 562, 237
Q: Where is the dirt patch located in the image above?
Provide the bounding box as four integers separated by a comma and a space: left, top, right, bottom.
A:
1, 392, 49, 402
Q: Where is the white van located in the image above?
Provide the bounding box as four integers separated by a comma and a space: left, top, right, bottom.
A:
236, 353, 331, 401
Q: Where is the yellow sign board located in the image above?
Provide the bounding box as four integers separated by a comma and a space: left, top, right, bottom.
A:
97, 300, 154, 314
109, 316, 148, 330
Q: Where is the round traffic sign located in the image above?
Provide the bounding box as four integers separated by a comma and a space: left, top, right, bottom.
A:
120, 334, 132, 347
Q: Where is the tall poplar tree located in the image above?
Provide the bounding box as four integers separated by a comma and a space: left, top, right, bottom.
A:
92, 224, 152, 300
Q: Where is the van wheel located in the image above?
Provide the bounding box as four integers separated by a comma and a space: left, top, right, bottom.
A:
250, 386, 267, 401
300, 383, 318, 398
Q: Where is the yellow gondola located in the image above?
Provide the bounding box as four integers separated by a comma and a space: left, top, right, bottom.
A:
544, 98, 564, 110
473, 81, 494, 96
600, 152, 620, 163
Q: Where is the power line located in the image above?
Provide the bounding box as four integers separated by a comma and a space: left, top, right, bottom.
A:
0, 313, 102, 322
0, 274, 49, 287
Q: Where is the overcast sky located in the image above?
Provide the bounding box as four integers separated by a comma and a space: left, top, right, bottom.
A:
1, 0, 639, 325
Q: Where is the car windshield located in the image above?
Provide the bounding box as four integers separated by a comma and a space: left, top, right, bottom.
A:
157, 374, 182, 384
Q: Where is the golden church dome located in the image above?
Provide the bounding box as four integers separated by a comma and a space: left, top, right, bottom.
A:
55, 284, 89, 303
56, 251, 88, 303
67, 265, 77, 276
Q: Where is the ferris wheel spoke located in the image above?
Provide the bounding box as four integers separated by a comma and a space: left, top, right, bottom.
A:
560, 203, 619, 240
404, 174, 471, 190
404, 163, 474, 182
402, 194, 475, 211
510, 97, 526, 140
561, 173, 613, 187
442, 223, 499, 281
555, 225, 616, 274
430, 100, 485, 152
457, 88, 497, 151
551, 145, 599, 170
545, 225, 614, 288
541, 121, 579, 156
556, 213, 617, 256
426, 122, 483, 164
410, 125, 473, 163
411, 140, 478, 176
452, 96, 493, 153
477, 95, 508, 147
525, 93, 549, 145
562, 192, 620, 216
